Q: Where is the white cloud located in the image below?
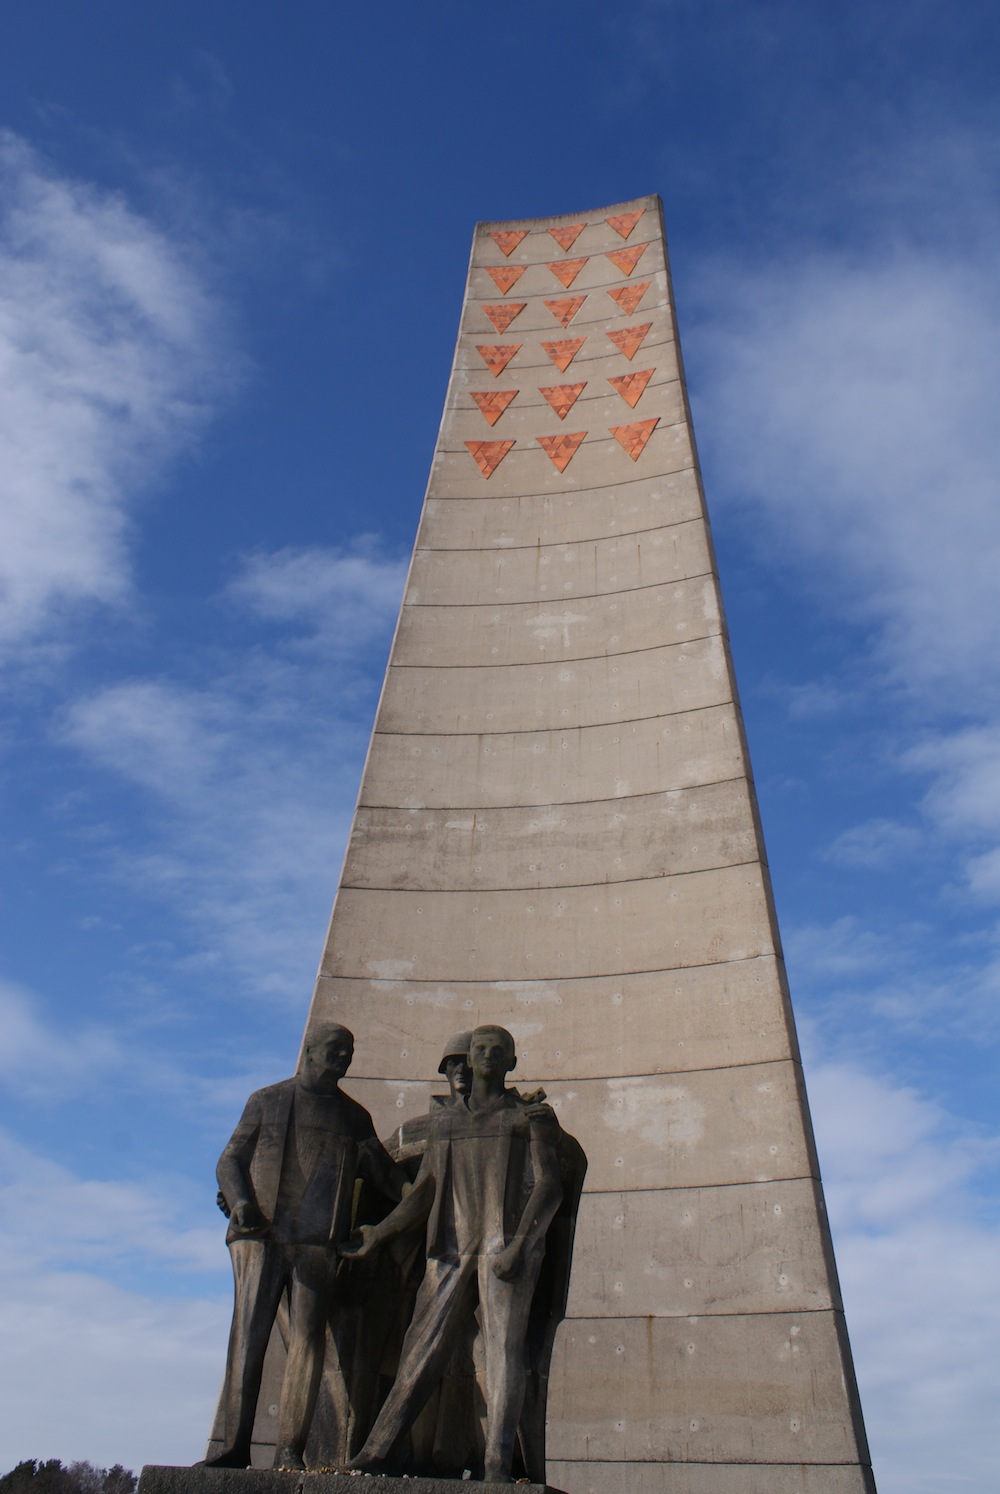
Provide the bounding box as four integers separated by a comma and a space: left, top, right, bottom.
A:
0, 1132, 230, 1470
0, 978, 123, 1096
0, 132, 231, 661
824, 817, 923, 869
691, 240, 1000, 706
807, 1057, 1000, 1494
59, 542, 406, 1002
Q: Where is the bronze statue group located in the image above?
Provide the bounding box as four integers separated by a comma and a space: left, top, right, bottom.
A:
206, 1022, 585, 1485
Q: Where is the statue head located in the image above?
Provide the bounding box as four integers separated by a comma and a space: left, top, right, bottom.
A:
300, 1022, 354, 1090
468, 1025, 517, 1085
438, 1030, 473, 1098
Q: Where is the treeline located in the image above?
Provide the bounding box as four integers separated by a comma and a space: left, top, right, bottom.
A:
0, 1463, 136, 1494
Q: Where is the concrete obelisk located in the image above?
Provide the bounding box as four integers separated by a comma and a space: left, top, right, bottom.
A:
289, 196, 874, 1491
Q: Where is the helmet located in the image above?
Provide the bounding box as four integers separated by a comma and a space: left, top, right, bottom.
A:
437, 1030, 473, 1075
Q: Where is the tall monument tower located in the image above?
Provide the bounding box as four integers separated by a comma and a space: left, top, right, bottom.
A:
303, 196, 875, 1492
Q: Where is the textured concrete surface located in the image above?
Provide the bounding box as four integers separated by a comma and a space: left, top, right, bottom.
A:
241, 196, 875, 1493
140, 1471, 554, 1494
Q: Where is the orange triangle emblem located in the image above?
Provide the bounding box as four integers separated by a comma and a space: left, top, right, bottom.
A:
606, 244, 648, 276
606, 210, 644, 239
489, 229, 528, 257
542, 337, 586, 372
608, 281, 651, 316
466, 439, 515, 478
483, 302, 526, 333
471, 389, 518, 426
539, 382, 586, 420
547, 257, 587, 288
610, 418, 659, 461
608, 368, 653, 408
476, 344, 520, 377
537, 431, 586, 472
485, 264, 526, 294
606, 322, 652, 360
548, 222, 586, 251
543, 296, 586, 327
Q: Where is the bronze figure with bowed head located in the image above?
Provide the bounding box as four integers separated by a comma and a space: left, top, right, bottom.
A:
206, 1022, 409, 1471
341, 1024, 567, 1484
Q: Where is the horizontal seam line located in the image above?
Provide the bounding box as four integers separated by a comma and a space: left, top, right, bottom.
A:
348, 1056, 799, 1084
416, 516, 705, 555
316, 951, 777, 985
357, 772, 746, 813
339, 853, 761, 893
333, 860, 756, 890
386, 629, 720, 667
402, 570, 717, 608
373, 698, 736, 738
438, 424, 686, 456
427, 458, 698, 500
416, 513, 706, 553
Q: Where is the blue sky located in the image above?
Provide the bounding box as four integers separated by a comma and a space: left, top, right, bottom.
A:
1, 3, 999, 1489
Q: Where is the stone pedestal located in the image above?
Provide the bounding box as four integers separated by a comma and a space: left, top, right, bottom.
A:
139, 1470, 559, 1494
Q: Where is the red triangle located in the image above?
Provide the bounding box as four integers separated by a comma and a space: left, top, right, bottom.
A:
485, 264, 526, 294
537, 431, 587, 472
543, 296, 586, 327
548, 222, 586, 251
606, 210, 644, 239
466, 440, 515, 478
539, 382, 586, 420
548, 257, 587, 288
606, 243, 648, 276
471, 389, 518, 426
542, 337, 586, 372
608, 281, 651, 316
610, 417, 659, 461
606, 322, 652, 360
482, 302, 526, 333
489, 229, 528, 257
476, 344, 520, 377
608, 368, 653, 408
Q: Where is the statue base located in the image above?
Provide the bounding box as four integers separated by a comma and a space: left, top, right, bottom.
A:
138, 1468, 563, 1494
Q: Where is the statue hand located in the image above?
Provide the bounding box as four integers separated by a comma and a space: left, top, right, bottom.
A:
491, 1240, 525, 1281
339, 1224, 379, 1260
523, 1100, 556, 1122
229, 1201, 267, 1236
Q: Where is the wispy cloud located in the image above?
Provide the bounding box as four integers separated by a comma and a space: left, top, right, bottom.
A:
0, 131, 233, 664
807, 1055, 1000, 1494
60, 542, 407, 1003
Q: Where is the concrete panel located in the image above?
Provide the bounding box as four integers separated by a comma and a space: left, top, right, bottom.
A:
566, 1180, 838, 1317
546, 1311, 863, 1464
417, 472, 705, 547
546, 1461, 872, 1494
394, 576, 721, 667
342, 1059, 813, 1192
313, 954, 796, 1081
325, 862, 776, 983
406, 519, 713, 605
378, 634, 729, 735
362, 705, 748, 809
430, 420, 695, 501
343, 778, 759, 891
468, 261, 668, 310
461, 290, 675, 342
442, 380, 685, 448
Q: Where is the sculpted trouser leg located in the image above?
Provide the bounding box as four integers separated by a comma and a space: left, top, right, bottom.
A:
357, 1255, 477, 1466
214, 1240, 289, 1465
275, 1245, 335, 1463
478, 1245, 544, 1479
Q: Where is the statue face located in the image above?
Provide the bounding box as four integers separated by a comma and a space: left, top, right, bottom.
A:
469, 1028, 515, 1082
443, 1053, 472, 1096
302, 1026, 354, 1084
